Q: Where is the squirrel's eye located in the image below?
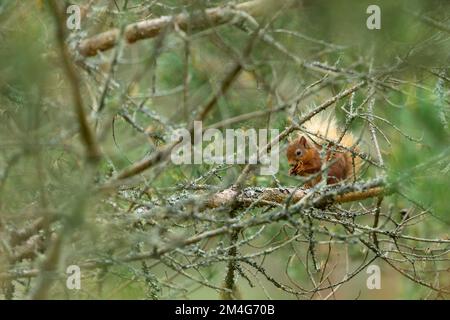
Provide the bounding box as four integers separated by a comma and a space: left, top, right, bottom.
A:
295, 149, 302, 156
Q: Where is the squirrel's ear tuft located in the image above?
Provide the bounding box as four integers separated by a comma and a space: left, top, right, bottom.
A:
299, 136, 309, 148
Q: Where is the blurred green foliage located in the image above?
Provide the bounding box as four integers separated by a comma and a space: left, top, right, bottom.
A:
0, 0, 448, 300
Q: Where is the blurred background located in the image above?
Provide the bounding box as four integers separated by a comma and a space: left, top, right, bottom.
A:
0, 0, 449, 299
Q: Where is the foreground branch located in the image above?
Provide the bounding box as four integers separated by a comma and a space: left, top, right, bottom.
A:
0, 181, 386, 282
50, 0, 100, 161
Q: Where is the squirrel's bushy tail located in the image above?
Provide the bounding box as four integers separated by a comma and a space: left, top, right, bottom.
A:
300, 112, 363, 178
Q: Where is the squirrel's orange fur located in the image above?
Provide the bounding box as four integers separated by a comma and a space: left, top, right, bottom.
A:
286, 115, 361, 187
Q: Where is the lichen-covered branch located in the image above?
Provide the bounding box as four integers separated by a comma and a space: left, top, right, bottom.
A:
205, 185, 385, 209
78, 0, 290, 57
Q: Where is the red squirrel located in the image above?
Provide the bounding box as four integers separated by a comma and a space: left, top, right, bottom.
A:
286, 116, 361, 187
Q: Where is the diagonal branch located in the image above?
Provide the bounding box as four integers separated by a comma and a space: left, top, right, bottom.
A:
78, 0, 290, 57
49, 0, 100, 162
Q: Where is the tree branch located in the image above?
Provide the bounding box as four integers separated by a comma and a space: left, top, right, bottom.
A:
49, 0, 100, 162
78, 0, 290, 57
205, 185, 385, 209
